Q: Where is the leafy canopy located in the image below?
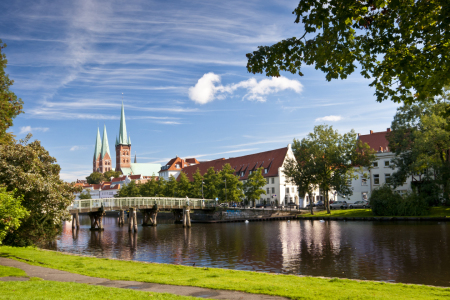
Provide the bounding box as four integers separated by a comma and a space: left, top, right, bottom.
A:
0, 187, 29, 244
243, 167, 267, 205
246, 0, 450, 104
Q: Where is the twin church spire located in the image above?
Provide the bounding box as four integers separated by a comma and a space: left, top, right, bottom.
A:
93, 102, 131, 173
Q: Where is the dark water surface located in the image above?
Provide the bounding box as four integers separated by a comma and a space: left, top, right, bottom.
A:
49, 214, 450, 287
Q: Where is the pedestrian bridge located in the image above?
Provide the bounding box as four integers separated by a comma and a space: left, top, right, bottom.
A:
68, 197, 216, 231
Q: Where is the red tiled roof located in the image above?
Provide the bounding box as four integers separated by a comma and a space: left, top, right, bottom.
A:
159, 156, 199, 173
359, 129, 390, 152
110, 175, 142, 182
181, 147, 288, 181
185, 158, 199, 164
102, 184, 120, 190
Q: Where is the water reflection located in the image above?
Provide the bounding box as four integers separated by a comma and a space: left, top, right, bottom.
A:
48, 215, 450, 287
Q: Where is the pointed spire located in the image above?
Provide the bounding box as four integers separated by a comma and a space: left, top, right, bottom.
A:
94, 128, 102, 160
134, 152, 137, 163
115, 136, 118, 146
127, 135, 131, 145
101, 125, 110, 159
118, 102, 128, 145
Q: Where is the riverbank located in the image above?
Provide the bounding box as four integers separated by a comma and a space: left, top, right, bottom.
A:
1, 246, 449, 299
299, 206, 450, 220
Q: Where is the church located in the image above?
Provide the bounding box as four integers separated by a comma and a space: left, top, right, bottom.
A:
92, 103, 160, 177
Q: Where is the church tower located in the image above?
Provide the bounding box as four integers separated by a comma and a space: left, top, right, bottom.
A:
115, 102, 131, 173
99, 125, 112, 173
93, 128, 102, 172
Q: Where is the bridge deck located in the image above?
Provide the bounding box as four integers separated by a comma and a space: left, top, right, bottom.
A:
68, 197, 216, 214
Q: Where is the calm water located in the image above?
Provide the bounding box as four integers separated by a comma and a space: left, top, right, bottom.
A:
49, 214, 450, 287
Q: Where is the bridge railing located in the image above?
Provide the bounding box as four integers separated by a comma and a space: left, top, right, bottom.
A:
68, 197, 216, 211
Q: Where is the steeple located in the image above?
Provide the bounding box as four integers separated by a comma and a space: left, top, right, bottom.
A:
94, 128, 101, 160
101, 125, 110, 158
134, 152, 137, 163
115, 136, 118, 146
118, 102, 129, 145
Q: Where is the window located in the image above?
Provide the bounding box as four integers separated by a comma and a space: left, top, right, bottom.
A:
241, 172, 245, 177
271, 178, 274, 184
373, 162, 378, 167
249, 170, 252, 175
362, 178, 367, 185
272, 187, 275, 194
385, 160, 390, 167
266, 178, 269, 184
266, 188, 270, 194
264, 168, 268, 174
362, 192, 368, 201
286, 187, 289, 193
385, 173, 391, 183
373, 174, 380, 185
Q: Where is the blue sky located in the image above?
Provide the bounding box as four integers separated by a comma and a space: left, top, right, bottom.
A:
2, 0, 400, 182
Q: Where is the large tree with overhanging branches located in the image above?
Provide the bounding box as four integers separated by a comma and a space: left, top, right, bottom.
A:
247, 0, 449, 104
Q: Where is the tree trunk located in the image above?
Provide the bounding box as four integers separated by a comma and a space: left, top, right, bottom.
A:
325, 190, 331, 214
309, 190, 314, 215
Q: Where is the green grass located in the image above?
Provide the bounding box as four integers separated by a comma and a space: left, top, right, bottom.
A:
0, 265, 28, 277
1, 246, 450, 299
300, 206, 450, 218
0, 281, 202, 300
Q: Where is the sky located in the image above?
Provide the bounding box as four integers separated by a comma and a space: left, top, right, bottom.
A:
2, 0, 400, 182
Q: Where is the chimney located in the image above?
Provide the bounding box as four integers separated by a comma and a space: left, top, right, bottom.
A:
387, 128, 391, 132
370, 130, 373, 134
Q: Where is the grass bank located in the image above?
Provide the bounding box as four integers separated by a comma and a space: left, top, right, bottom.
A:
1, 246, 450, 299
300, 206, 450, 218
0, 265, 202, 300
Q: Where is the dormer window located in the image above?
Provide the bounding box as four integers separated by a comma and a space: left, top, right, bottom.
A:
241, 172, 244, 177
264, 168, 268, 174
175, 164, 180, 168
249, 170, 253, 175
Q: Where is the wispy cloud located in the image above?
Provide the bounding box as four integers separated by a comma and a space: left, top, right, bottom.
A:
19, 126, 49, 134
315, 115, 343, 122
189, 73, 303, 104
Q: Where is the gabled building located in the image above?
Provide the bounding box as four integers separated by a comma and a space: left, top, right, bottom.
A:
159, 156, 199, 180
92, 125, 112, 173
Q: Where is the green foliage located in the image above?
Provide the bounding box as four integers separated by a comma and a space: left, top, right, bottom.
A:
165, 175, 178, 197
246, 1, 450, 104
78, 189, 92, 199
0, 40, 24, 144
86, 172, 105, 184
189, 169, 204, 198
388, 94, 450, 203
218, 163, 244, 203
103, 170, 122, 180
176, 172, 191, 198
116, 180, 140, 198
284, 125, 375, 213
0, 135, 78, 246
0, 265, 28, 277
139, 178, 158, 197
155, 177, 166, 197
203, 167, 220, 199
370, 185, 429, 216
243, 167, 266, 205
0, 187, 29, 244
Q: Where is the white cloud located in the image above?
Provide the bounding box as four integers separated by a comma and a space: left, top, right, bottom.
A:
315, 115, 343, 122
19, 126, 49, 134
70, 146, 80, 151
189, 73, 303, 104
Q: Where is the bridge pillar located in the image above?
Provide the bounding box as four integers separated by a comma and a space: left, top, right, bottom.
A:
183, 207, 191, 228
129, 207, 138, 232
72, 211, 80, 230
118, 210, 125, 225
173, 209, 183, 224
88, 211, 105, 231
141, 205, 159, 227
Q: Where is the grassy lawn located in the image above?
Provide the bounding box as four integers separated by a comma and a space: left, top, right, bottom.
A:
300, 206, 450, 218
0, 281, 202, 300
0, 265, 28, 277
1, 246, 450, 300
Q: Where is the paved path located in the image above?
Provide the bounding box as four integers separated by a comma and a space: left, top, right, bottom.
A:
0, 257, 288, 300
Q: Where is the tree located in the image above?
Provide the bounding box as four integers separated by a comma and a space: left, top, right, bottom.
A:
78, 189, 92, 199
243, 167, 266, 206
165, 175, 177, 197
246, 1, 449, 104
103, 170, 122, 181
0, 135, 79, 246
116, 180, 140, 198
388, 91, 450, 204
155, 177, 166, 197
284, 125, 375, 214
203, 167, 220, 199
0, 40, 24, 144
139, 178, 158, 197
176, 172, 191, 198
0, 187, 29, 244
86, 172, 105, 184
218, 164, 244, 203
189, 169, 204, 198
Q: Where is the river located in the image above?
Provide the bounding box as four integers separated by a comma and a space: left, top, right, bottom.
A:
47, 214, 450, 287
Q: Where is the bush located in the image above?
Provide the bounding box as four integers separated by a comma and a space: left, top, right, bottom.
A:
370, 185, 429, 216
